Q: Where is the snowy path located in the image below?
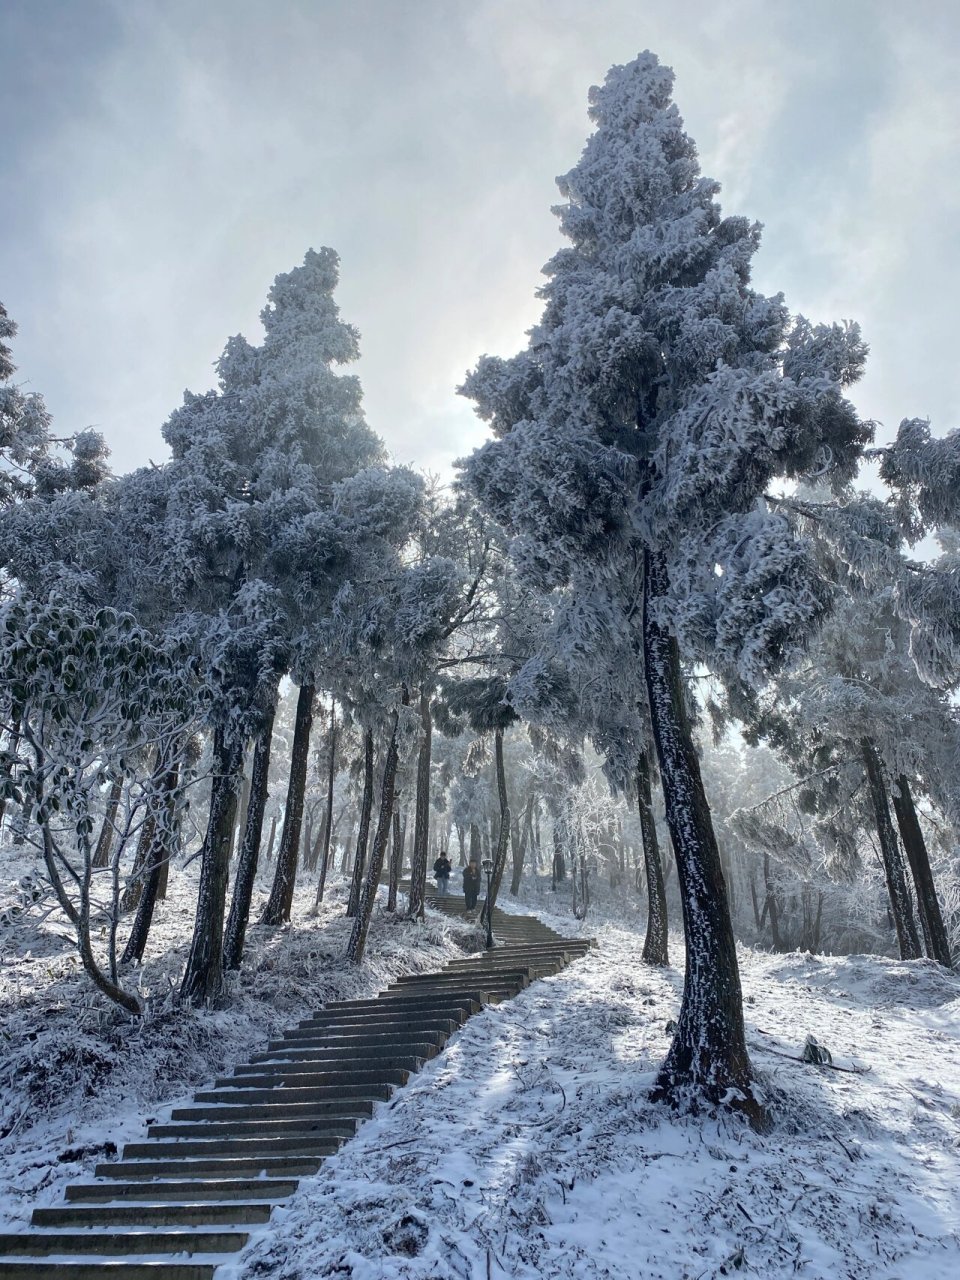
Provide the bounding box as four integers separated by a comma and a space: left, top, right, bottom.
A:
230, 925, 960, 1280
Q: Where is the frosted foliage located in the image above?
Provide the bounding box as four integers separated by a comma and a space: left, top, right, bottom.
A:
461, 52, 870, 693
880, 418, 960, 535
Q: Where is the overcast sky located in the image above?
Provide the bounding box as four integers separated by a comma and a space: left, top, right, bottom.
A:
2, 0, 958, 481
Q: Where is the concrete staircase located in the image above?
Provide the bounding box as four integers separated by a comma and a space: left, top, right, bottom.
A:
0, 896, 593, 1279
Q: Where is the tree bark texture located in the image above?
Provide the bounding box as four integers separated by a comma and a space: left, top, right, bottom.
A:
315, 700, 338, 906
481, 727, 511, 927
762, 852, 782, 950
180, 726, 243, 1006
122, 759, 181, 965
223, 700, 276, 969
861, 739, 922, 961
92, 776, 122, 870
346, 728, 375, 917
264, 813, 278, 863
509, 796, 534, 896
407, 690, 433, 920
261, 680, 315, 926
387, 808, 404, 912
643, 548, 760, 1121
637, 749, 669, 966
346, 711, 400, 964
892, 774, 952, 967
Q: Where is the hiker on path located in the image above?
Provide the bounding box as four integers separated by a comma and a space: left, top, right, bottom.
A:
433, 851, 452, 897
462, 858, 481, 912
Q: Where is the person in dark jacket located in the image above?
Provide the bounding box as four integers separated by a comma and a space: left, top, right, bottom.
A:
462, 858, 481, 912
433, 851, 452, 897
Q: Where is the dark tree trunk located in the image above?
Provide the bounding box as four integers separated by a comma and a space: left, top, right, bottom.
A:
470, 822, 482, 866
346, 728, 375, 917
481, 727, 511, 928
407, 690, 433, 920
180, 726, 243, 1006
92, 776, 122, 870
892, 774, 952, 967
315, 700, 338, 906
637, 749, 668, 966
643, 549, 760, 1122
233, 769, 252, 860
121, 814, 157, 914
510, 795, 534, 896
261, 680, 315, 926
861, 739, 922, 960
122, 760, 181, 965
346, 710, 400, 964
264, 814, 278, 864
223, 700, 276, 970
763, 852, 782, 950
387, 808, 404, 912
749, 870, 762, 930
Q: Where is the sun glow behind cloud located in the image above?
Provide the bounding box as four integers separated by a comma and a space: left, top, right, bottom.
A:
0, 0, 957, 482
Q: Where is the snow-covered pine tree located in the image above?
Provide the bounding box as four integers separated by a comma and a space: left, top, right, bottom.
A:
163, 249, 383, 1000
461, 53, 871, 1119
0, 302, 109, 508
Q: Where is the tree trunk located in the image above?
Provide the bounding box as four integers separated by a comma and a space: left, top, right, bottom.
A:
892, 774, 952, 967
346, 709, 400, 964
407, 690, 433, 920
92, 776, 122, 870
643, 548, 760, 1122
180, 725, 243, 1006
387, 808, 404, 912
261, 680, 315, 926
861, 739, 922, 960
264, 814, 278, 864
346, 728, 375, 917
223, 700, 276, 970
637, 749, 669, 966
481, 727, 511, 928
763, 852, 782, 950
510, 795, 534, 896
121, 811, 157, 914
314, 700, 338, 907
122, 759, 181, 965
233, 769, 252, 861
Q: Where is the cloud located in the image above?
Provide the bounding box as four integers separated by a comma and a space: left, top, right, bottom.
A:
0, 0, 957, 484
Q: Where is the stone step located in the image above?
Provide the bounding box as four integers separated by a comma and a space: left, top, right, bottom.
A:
122, 1135, 344, 1160
33, 1203, 273, 1229
149, 1117, 361, 1140
443, 958, 564, 975
0, 1229, 248, 1257
195, 1084, 393, 1106
322, 992, 483, 1013
95, 1155, 324, 1179
274, 1026, 453, 1049
297, 1008, 468, 1029
6, 902, 592, 1280
373, 984, 516, 1002
213, 1066, 413, 1090
248, 1040, 441, 1065
0, 1264, 216, 1280
390, 968, 531, 987
169, 1100, 374, 1123
65, 1179, 298, 1204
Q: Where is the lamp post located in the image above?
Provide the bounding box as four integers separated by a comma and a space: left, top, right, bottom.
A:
480, 857, 494, 949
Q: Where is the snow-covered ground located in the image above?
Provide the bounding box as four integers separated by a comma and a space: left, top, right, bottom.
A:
227, 905, 960, 1280
2, 841, 959, 1279
0, 842, 482, 1229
